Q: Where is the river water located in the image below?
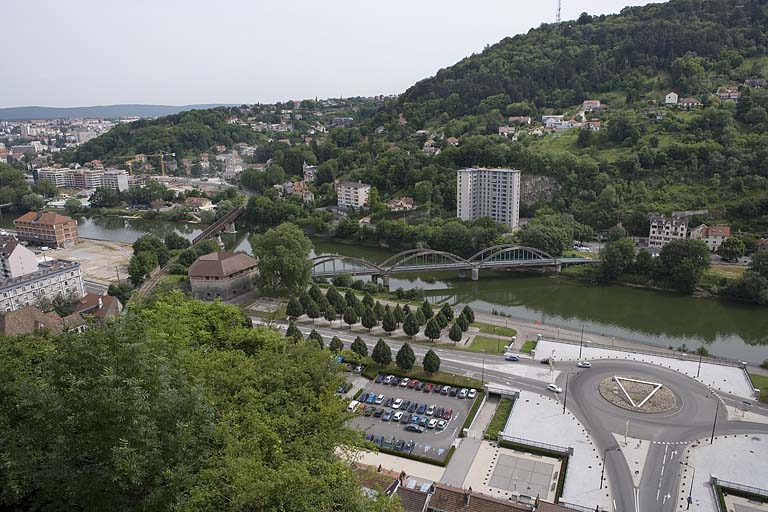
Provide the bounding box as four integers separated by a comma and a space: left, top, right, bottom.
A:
3, 215, 766, 363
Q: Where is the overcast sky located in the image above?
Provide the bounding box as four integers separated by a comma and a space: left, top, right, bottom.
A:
2, 0, 662, 108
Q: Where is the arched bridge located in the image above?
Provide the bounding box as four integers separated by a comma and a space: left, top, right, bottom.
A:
310, 245, 597, 287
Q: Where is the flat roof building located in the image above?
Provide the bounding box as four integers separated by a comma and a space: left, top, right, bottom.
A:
0, 259, 85, 313
457, 168, 521, 228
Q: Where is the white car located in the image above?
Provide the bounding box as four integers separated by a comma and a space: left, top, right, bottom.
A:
383, 375, 393, 385
375, 394, 385, 404
427, 418, 438, 429
392, 398, 403, 410
347, 400, 360, 412
437, 419, 447, 430
547, 384, 563, 394
577, 361, 592, 368
392, 411, 404, 422
400, 377, 410, 387
467, 389, 478, 399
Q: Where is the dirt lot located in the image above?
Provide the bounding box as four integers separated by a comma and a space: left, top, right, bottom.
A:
44, 239, 132, 285
350, 377, 477, 461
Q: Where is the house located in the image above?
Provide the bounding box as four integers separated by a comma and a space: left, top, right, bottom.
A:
386, 197, 415, 212
0, 305, 64, 336
508, 116, 532, 125
581, 99, 603, 111
0, 235, 39, 279
292, 180, 315, 203
678, 97, 701, 109
0, 259, 85, 313
188, 252, 259, 301
184, 197, 215, 212
14, 211, 79, 248
303, 162, 318, 182
689, 224, 732, 252
757, 238, 768, 252
665, 92, 679, 105
72, 293, 122, 322
358, 216, 372, 226
648, 214, 688, 250
584, 119, 602, 131
335, 181, 371, 209
717, 86, 741, 102
498, 126, 516, 137
541, 115, 564, 128
446, 137, 459, 146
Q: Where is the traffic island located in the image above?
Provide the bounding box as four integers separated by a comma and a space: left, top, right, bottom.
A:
598, 376, 677, 414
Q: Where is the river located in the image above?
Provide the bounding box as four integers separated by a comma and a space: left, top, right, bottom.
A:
3, 215, 766, 363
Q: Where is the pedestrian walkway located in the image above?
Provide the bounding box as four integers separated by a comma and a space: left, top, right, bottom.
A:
440, 394, 500, 486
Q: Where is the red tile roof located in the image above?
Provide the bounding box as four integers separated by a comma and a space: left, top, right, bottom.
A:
14, 211, 76, 226
188, 252, 258, 278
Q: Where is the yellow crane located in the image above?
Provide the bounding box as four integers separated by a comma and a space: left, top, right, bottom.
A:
116, 151, 175, 177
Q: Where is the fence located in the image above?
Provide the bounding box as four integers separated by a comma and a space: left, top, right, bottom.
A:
712, 477, 768, 499
556, 500, 606, 512
496, 434, 572, 457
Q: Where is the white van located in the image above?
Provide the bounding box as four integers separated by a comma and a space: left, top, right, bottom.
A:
347, 400, 360, 412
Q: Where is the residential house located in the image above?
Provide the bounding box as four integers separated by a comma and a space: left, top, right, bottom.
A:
188, 252, 259, 301
14, 211, 79, 248
498, 126, 516, 137
508, 116, 532, 124
541, 115, 564, 128
72, 293, 122, 322
292, 180, 315, 203
387, 197, 415, 212
0, 235, 39, 279
648, 214, 688, 250
446, 137, 459, 146
584, 120, 602, 131
184, 197, 215, 212
335, 181, 371, 209
717, 86, 741, 102
678, 97, 702, 109
303, 162, 318, 182
0, 259, 85, 312
665, 92, 679, 105
0, 305, 64, 336
689, 224, 732, 252
581, 99, 603, 111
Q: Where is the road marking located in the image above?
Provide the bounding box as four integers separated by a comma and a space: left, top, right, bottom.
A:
634, 487, 640, 512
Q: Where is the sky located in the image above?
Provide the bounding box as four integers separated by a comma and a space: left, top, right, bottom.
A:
1, 0, 663, 108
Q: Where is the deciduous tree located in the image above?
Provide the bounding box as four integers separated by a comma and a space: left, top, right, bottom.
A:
423, 349, 441, 373
396, 343, 416, 371
371, 339, 392, 366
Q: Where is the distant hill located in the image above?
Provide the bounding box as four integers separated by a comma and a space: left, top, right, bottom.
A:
0, 104, 238, 121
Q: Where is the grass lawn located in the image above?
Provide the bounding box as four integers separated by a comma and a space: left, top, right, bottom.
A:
750, 373, 768, 404
485, 398, 514, 439
475, 321, 517, 338
463, 335, 507, 354
708, 264, 747, 280
521, 340, 537, 354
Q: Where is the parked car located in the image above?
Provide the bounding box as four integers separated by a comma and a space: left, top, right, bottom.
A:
505, 354, 520, 362
577, 361, 592, 368
364, 407, 375, 417
426, 404, 435, 416
417, 403, 426, 414
435, 407, 444, 418
374, 394, 385, 404
383, 375, 393, 385
347, 400, 360, 412
547, 383, 563, 393
540, 358, 552, 365
390, 377, 400, 386
393, 411, 403, 422
449, 388, 458, 397
392, 398, 403, 410
374, 436, 383, 446
415, 382, 425, 391
458, 388, 468, 399
382, 411, 392, 421
365, 433, 374, 442
375, 374, 384, 384
402, 400, 411, 411
405, 424, 425, 433
423, 383, 434, 393
437, 420, 447, 430
467, 389, 478, 399
374, 408, 384, 418
418, 417, 428, 427
336, 384, 347, 394
408, 379, 419, 389
443, 408, 453, 420
440, 386, 451, 395
366, 394, 376, 404
405, 440, 415, 452
400, 378, 410, 388
401, 413, 411, 424
411, 415, 420, 424
408, 402, 418, 413
395, 439, 405, 451
359, 392, 369, 403
427, 418, 438, 429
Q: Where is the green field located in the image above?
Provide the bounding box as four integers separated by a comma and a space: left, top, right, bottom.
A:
485, 398, 515, 439
750, 373, 768, 404
475, 322, 517, 338
521, 340, 537, 354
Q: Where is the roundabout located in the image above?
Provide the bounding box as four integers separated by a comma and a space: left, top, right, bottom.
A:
598, 375, 677, 414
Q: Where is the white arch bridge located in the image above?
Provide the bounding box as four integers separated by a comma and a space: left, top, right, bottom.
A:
310, 245, 597, 287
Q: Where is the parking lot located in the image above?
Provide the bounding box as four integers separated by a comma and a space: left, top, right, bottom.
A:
349, 374, 478, 462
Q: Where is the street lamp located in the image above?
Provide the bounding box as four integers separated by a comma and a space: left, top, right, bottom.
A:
696, 344, 704, 378
562, 372, 574, 414
709, 395, 721, 444
579, 325, 585, 359
481, 350, 487, 386
600, 446, 621, 489
679, 461, 696, 510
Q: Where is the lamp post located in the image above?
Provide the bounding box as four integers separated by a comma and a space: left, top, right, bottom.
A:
579, 325, 584, 359
680, 461, 696, 510
481, 350, 487, 386
600, 446, 621, 489
562, 372, 573, 414
710, 396, 720, 444
696, 344, 704, 378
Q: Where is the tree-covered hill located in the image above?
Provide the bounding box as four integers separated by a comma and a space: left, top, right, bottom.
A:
399, 0, 768, 124
66, 107, 258, 164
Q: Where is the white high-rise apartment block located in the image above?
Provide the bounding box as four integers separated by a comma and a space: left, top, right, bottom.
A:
456, 168, 521, 228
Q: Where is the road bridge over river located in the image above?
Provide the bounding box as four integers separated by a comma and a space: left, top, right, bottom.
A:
310, 245, 597, 287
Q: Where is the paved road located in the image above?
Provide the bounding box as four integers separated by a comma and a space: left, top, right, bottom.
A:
271, 320, 768, 512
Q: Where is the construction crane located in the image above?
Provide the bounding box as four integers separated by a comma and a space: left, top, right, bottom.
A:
117, 151, 175, 177
556, 0, 562, 23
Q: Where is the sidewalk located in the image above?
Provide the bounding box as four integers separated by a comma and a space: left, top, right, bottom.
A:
440, 394, 500, 486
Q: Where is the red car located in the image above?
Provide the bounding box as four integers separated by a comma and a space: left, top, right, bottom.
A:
408, 379, 419, 389
443, 408, 453, 420
423, 383, 434, 393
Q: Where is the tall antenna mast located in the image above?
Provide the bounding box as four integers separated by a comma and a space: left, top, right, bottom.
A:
556, 0, 562, 22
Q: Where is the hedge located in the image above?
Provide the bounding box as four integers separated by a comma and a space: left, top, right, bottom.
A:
484, 398, 515, 440
353, 388, 364, 401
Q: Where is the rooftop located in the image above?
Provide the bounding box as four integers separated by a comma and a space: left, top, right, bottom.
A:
188, 252, 258, 278
14, 211, 76, 226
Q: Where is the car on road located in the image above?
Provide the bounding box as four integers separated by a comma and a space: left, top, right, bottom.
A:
382, 411, 392, 421
347, 400, 359, 412
392, 398, 403, 410
468, 389, 478, 399
364, 407, 375, 417
393, 411, 403, 422
576, 361, 592, 368
427, 418, 438, 429
375, 374, 384, 384
504, 354, 520, 362
443, 408, 453, 420
423, 383, 434, 393
400, 378, 410, 387
458, 388, 468, 399
437, 420, 447, 430
405, 424, 425, 433
426, 404, 435, 416
366, 394, 376, 404
374, 394, 384, 404
417, 403, 426, 414
408, 379, 419, 389
547, 383, 563, 393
